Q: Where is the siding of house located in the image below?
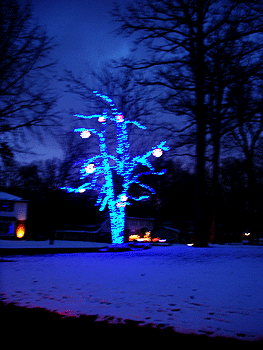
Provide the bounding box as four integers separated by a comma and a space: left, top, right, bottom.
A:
125, 217, 155, 232
54, 216, 156, 242
0, 193, 28, 238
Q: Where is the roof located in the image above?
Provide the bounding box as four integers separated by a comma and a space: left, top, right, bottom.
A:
159, 226, 181, 233
126, 216, 155, 221
0, 192, 27, 202
57, 219, 111, 235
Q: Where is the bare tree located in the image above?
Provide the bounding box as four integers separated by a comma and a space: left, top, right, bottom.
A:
64, 62, 153, 123
0, 0, 58, 161
223, 83, 263, 242
112, 0, 263, 246
205, 23, 263, 240
57, 130, 93, 189
63, 62, 163, 161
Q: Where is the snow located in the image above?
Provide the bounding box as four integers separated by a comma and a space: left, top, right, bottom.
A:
0, 239, 109, 249
0, 244, 263, 340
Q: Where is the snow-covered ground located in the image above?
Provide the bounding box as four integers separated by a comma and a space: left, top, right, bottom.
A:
0, 244, 263, 340
0, 239, 109, 249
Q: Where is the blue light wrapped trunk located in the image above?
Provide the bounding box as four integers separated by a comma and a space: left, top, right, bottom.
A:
61, 91, 169, 244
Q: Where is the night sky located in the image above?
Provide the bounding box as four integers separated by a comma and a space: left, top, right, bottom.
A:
19, 0, 133, 162
31, 0, 131, 70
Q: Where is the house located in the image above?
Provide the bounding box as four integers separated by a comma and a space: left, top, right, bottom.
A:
55, 216, 156, 242
153, 225, 181, 243
153, 221, 196, 243
0, 192, 28, 239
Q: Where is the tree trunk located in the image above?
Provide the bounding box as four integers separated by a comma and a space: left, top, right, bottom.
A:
108, 201, 125, 244
210, 128, 220, 243
100, 124, 125, 245
246, 152, 257, 244
194, 3, 208, 247
210, 83, 223, 242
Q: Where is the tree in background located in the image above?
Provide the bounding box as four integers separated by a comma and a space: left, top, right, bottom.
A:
0, 0, 58, 163
112, 0, 263, 246
61, 91, 169, 244
223, 83, 263, 242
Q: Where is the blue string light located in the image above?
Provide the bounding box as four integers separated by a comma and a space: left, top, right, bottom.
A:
61, 91, 169, 244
